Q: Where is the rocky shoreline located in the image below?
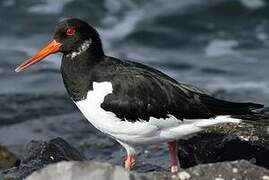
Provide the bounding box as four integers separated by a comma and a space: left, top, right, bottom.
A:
0, 131, 268, 180
26, 160, 269, 180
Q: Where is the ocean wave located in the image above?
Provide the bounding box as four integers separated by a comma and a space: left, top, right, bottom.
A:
28, 0, 73, 14
205, 78, 269, 94
99, 0, 217, 48
0, 37, 37, 57
240, 0, 265, 10
97, 0, 269, 53
1, 0, 15, 7
1, 0, 269, 102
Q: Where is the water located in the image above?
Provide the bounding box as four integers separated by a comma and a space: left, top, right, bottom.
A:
0, 0, 269, 172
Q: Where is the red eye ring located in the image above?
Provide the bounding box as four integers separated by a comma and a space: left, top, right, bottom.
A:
66, 28, 76, 36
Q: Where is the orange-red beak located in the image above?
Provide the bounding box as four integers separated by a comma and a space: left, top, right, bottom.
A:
15, 40, 62, 72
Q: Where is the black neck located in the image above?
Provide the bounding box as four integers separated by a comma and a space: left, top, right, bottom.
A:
60, 50, 105, 101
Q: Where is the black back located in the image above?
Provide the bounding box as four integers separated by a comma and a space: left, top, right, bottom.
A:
61, 56, 263, 122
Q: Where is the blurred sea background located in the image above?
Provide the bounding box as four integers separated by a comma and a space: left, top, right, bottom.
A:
0, 0, 269, 172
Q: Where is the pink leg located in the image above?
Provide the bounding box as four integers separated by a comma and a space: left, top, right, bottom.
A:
168, 141, 180, 173
125, 154, 136, 171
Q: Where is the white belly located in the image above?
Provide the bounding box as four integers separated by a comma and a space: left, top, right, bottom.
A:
75, 82, 240, 145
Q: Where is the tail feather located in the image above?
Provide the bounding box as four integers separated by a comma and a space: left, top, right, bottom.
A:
200, 95, 264, 116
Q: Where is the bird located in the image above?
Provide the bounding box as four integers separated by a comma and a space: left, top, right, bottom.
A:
15, 18, 263, 173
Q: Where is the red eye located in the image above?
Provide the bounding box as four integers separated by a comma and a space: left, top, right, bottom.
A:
66, 28, 76, 36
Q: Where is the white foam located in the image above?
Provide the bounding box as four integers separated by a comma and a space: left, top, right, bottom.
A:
104, 0, 136, 14
2, 0, 15, 7
100, 10, 143, 43
99, 0, 143, 48
205, 39, 239, 57
256, 32, 268, 42
28, 0, 73, 14
240, 0, 265, 10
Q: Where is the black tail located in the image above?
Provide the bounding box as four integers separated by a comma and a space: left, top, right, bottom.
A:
200, 95, 264, 116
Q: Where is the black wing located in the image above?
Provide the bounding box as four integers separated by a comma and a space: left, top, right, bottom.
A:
100, 58, 263, 122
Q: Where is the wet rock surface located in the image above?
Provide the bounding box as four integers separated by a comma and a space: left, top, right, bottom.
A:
0, 138, 85, 180
0, 145, 19, 169
25, 160, 269, 180
184, 160, 269, 180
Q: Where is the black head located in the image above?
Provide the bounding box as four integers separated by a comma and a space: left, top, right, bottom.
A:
15, 18, 104, 72
54, 19, 104, 56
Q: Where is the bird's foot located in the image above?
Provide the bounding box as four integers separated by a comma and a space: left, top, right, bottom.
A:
125, 154, 136, 171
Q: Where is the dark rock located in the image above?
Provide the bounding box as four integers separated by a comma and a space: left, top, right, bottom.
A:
178, 133, 269, 169
25, 160, 269, 180
0, 138, 85, 180
0, 145, 19, 169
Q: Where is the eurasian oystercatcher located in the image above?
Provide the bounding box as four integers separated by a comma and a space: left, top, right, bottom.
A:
15, 19, 263, 173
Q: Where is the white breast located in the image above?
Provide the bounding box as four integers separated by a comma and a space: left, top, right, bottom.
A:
75, 82, 241, 145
